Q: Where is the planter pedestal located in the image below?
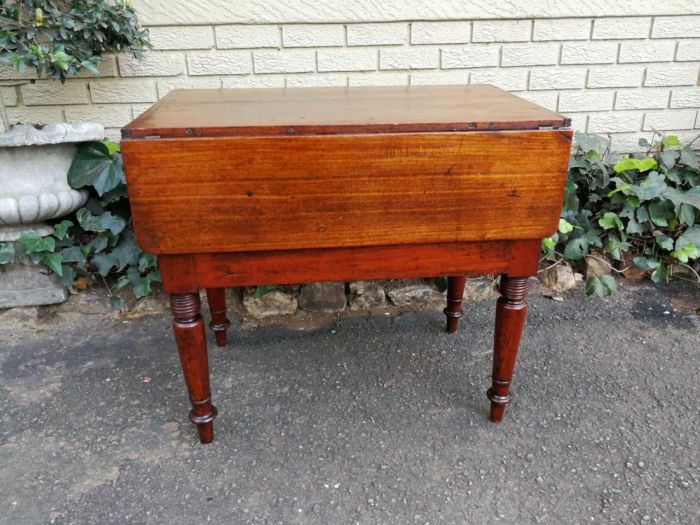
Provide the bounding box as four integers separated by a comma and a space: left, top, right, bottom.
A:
0, 263, 67, 308
0, 123, 103, 307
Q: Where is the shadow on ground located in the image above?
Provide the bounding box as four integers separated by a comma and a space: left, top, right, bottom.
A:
1, 281, 698, 524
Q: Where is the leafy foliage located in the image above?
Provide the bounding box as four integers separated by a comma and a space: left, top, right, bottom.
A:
0, 0, 149, 82
543, 132, 700, 296
0, 140, 159, 308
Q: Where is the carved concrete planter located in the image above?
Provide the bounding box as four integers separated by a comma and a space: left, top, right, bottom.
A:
0, 123, 104, 307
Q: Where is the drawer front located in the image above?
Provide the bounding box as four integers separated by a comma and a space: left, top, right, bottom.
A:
121, 130, 571, 254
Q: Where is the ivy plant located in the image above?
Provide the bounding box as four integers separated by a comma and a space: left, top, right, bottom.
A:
0, 0, 149, 82
0, 140, 159, 309
543, 132, 700, 296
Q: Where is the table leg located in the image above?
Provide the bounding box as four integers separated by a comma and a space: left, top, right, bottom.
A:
487, 275, 529, 422
205, 288, 230, 348
444, 276, 466, 333
170, 292, 217, 444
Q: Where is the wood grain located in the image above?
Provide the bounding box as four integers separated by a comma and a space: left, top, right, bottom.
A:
122, 85, 570, 139
122, 130, 572, 255
157, 240, 542, 293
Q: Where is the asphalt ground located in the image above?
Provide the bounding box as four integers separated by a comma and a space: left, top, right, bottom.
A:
1, 281, 698, 524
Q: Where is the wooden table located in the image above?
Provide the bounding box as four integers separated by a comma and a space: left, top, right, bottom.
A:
121, 85, 571, 444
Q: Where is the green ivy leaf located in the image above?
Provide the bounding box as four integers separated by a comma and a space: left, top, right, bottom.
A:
626, 216, 644, 234
133, 277, 152, 298
53, 220, 73, 240
564, 237, 589, 260
598, 212, 623, 231
59, 265, 76, 287
585, 276, 615, 297
110, 231, 141, 270
19, 234, 55, 254
661, 135, 682, 148
93, 253, 117, 276
542, 237, 557, 252
633, 256, 660, 271
676, 226, 700, 251
599, 274, 617, 294
137, 253, 158, 273
679, 146, 699, 170
558, 219, 574, 234
632, 172, 667, 200
651, 265, 669, 284
61, 246, 86, 264
659, 150, 679, 171
76, 209, 126, 235
435, 276, 448, 292
663, 187, 700, 210
111, 296, 125, 310
254, 285, 277, 298
671, 243, 698, 263
679, 204, 696, 227
41, 252, 63, 276
68, 142, 124, 196
103, 140, 120, 155
614, 157, 658, 174
655, 234, 674, 251
0, 243, 16, 264
648, 200, 675, 227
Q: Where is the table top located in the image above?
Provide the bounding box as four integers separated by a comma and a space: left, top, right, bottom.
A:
122, 84, 570, 139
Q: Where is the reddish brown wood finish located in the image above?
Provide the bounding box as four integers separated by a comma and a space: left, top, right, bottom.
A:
121, 130, 571, 255
122, 85, 569, 139
170, 293, 217, 443
158, 240, 542, 293
488, 276, 530, 422
205, 288, 229, 347
121, 85, 572, 443
444, 276, 467, 333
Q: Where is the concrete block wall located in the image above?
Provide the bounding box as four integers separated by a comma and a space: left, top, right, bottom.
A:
1, 1, 698, 151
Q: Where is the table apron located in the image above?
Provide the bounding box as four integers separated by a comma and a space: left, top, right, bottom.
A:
158, 240, 541, 293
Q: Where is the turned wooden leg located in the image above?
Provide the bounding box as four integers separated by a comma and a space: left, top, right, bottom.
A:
205, 288, 230, 348
444, 276, 467, 333
488, 275, 529, 422
171, 292, 217, 444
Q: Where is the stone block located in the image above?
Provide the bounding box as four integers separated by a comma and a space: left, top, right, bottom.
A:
299, 282, 346, 313
0, 263, 67, 308
243, 288, 298, 318
387, 283, 443, 306
348, 281, 386, 310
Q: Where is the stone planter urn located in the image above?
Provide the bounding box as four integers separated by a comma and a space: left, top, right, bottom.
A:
0, 122, 104, 307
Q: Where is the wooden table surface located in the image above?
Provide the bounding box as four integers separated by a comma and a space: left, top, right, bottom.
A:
121, 85, 572, 444
122, 84, 570, 138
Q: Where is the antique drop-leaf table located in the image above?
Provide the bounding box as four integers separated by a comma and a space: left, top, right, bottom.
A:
121, 85, 571, 443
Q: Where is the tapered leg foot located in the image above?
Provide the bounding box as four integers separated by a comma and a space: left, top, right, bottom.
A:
205, 288, 230, 348
444, 276, 467, 333
488, 275, 529, 422
171, 292, 217, 444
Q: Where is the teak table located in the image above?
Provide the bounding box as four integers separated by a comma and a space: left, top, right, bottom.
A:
121, 85, 571, 444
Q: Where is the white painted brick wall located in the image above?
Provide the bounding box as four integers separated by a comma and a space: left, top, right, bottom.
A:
187, 51, 252, 76
282, 25, 345, 47
3, 6, 699, 151
215, 25, 280, 49
347, 24, 407, 46
533, 19, 591, 41
592, 17, 652, 39
472, 20, 531, 43
411, 22, 471, 44
502, 44, 559, 66
652, 16, 700, 38
148, 26, 214, 50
